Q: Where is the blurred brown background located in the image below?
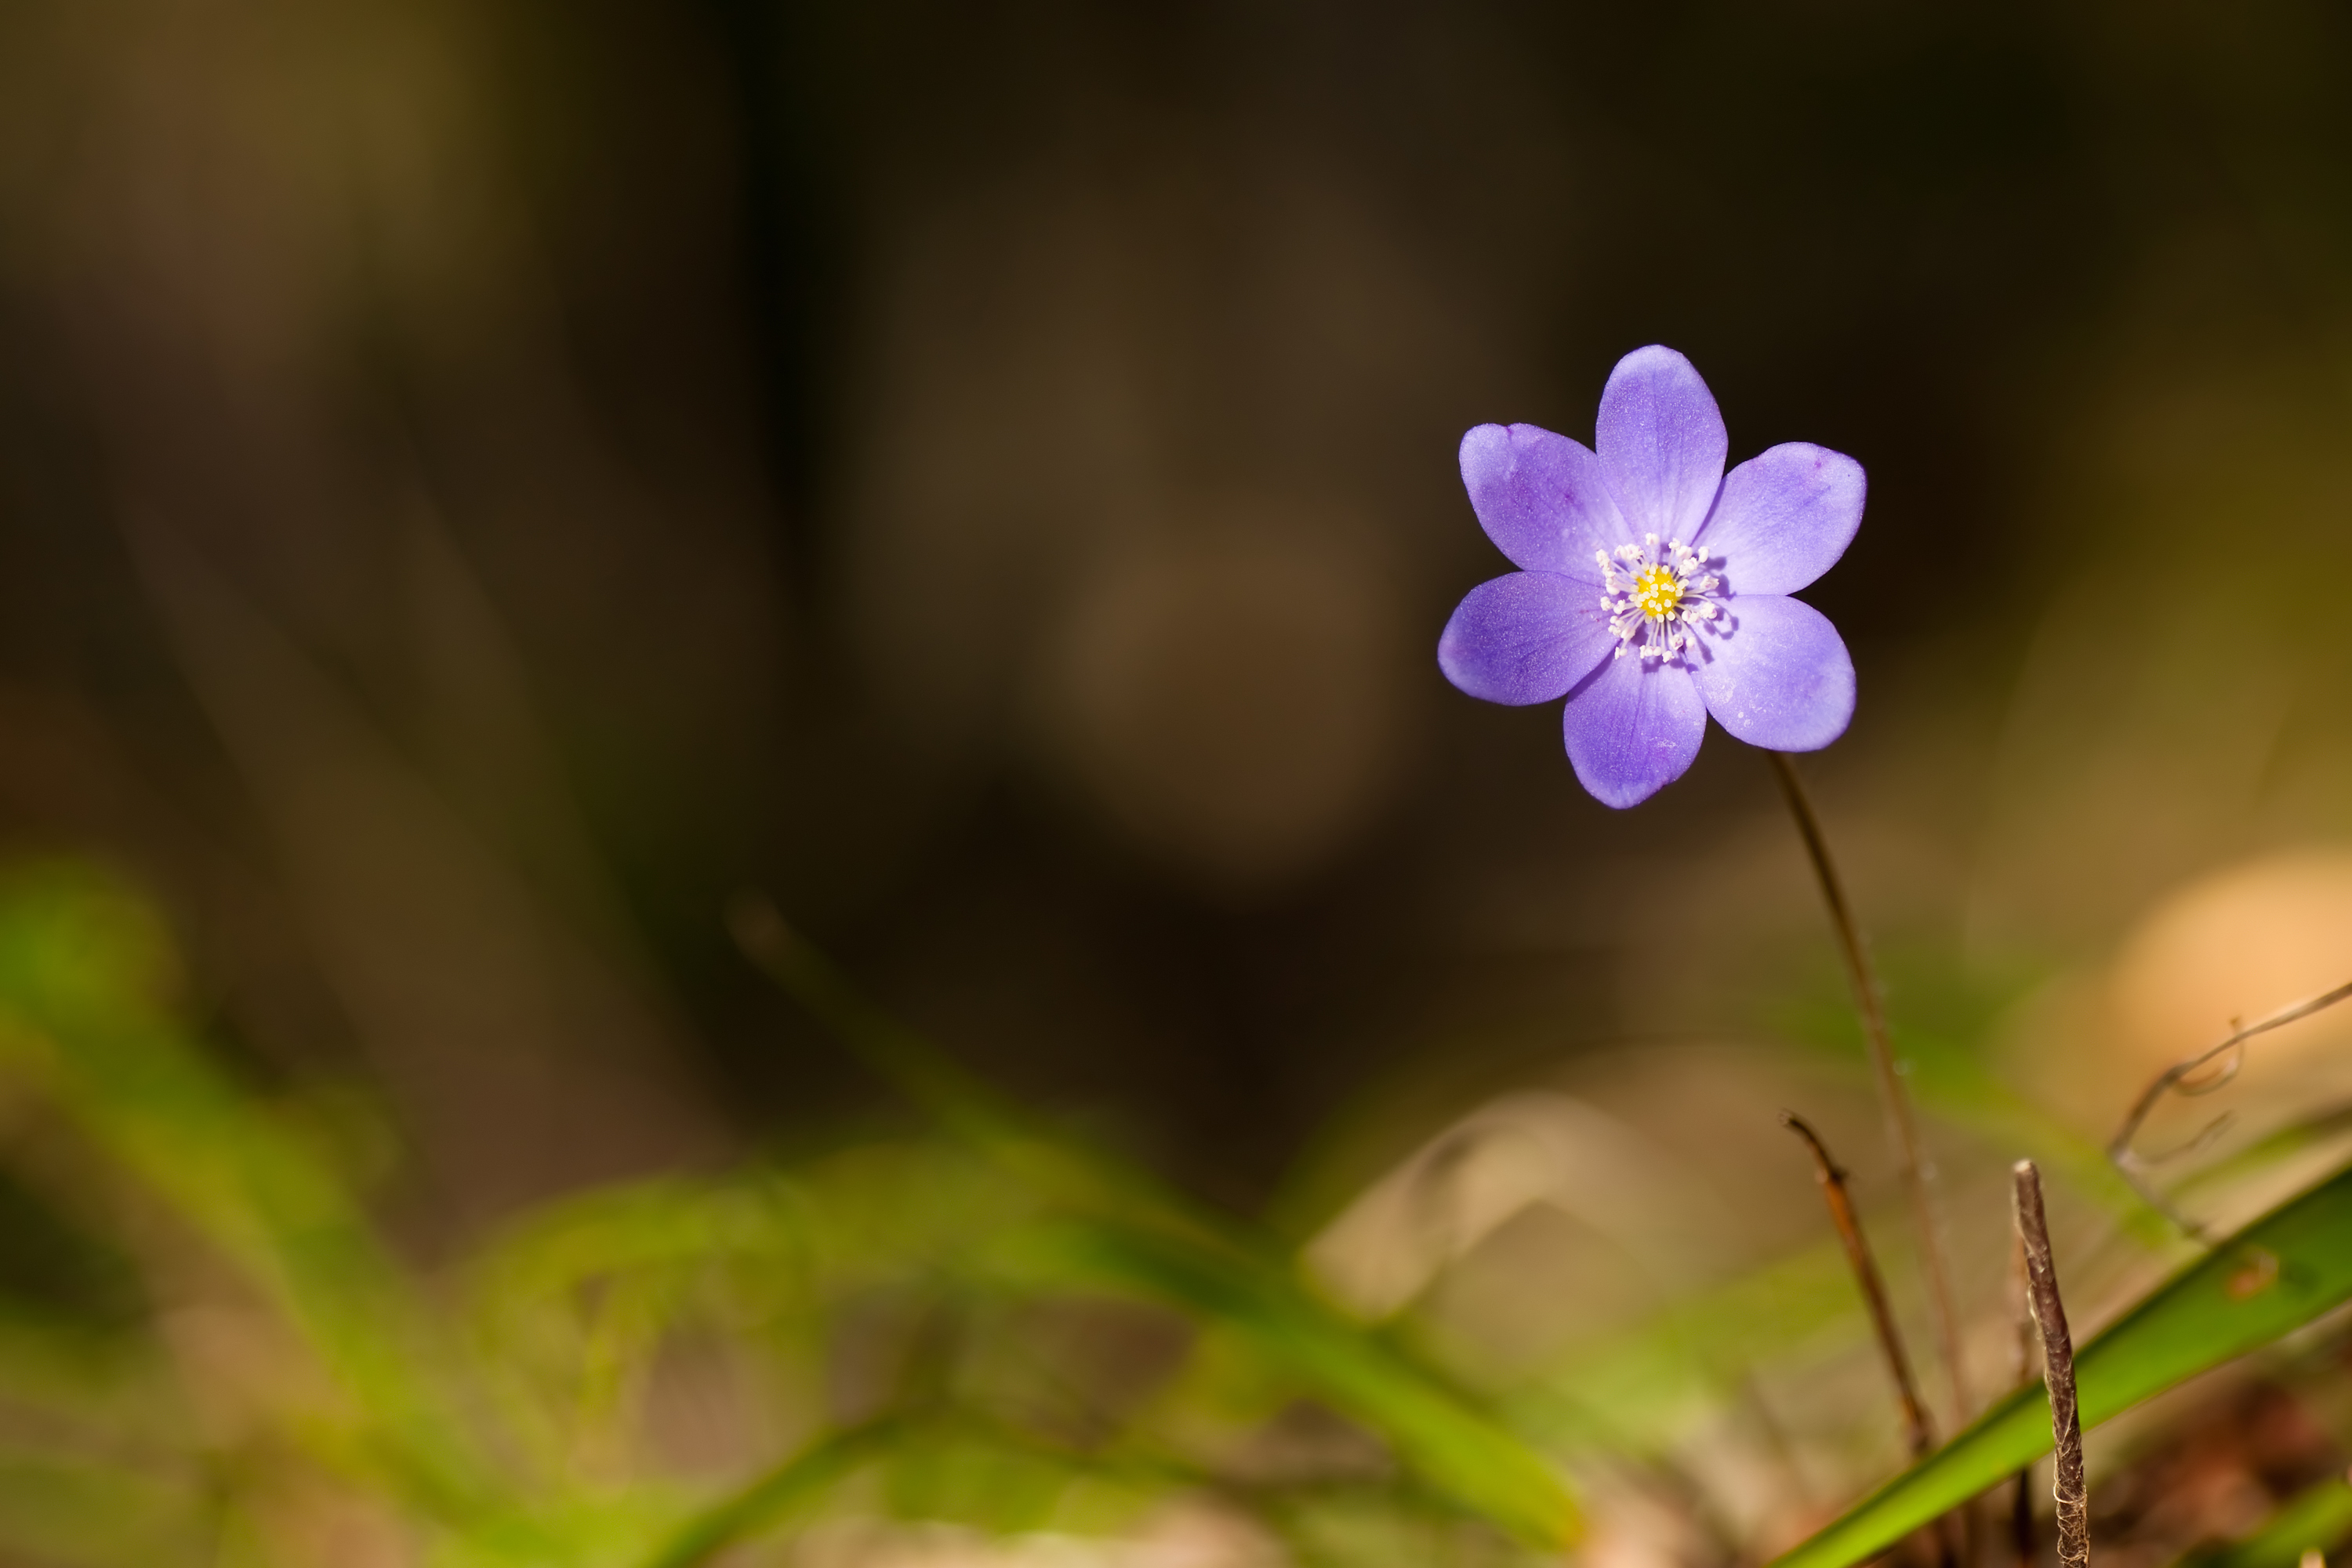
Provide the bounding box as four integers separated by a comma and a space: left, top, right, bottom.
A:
3, 0, 2352, 1244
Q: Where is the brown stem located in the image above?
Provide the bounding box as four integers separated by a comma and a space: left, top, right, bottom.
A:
1769, 751, 1971, 1421
2008, 1227, 2038, 1568
2107, 978, 2352, 1240
2013, 1160, 2087, 1568
1783, 1112, 1936, 1458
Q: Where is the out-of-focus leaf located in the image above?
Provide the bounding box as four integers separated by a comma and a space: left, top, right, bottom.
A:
641, 1415, 913, 1568
1770, 1162, 2352, 1568
470, 1175, 815, 1313
0, 1450, 201, 1563
2192, 1476, 2352, 1568
464, 1172, 822, 1479
1014, 1217, 1579, 1547
879, 1423, 1076, 1530
0, 866, 495, 1522
1266, 1485, 1515, 1568
733, 901, 1581, 1548
1504, 1237, 1862, 1455
643, 1410, 1198, 1568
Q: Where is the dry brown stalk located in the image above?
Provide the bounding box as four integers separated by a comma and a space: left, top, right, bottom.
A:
2013, 1160, 2087, 1568
1782, 1112, 1936, 1458
2007, 1226, 2037, 1568
1782, 1112, 1958, 1568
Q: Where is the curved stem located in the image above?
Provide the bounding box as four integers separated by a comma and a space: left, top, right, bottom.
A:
1769, 750, 1971, 1422
2107, 977, 2352, 1240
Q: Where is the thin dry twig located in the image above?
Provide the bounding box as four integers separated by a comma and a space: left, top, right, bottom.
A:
1770, 752, 1971, 1421
2007, 1227, 2037, 1568
2107, 978, 2352, 1240
1783, 1112, 1958, 1568
2013, 1160, 2087, 1568
1783, 1112, 1936, 1459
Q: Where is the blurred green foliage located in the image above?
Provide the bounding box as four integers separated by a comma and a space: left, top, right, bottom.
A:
0, 866, 1577, 1566
0, 862, 2344, 1568
2197, 1475, 2352, 1568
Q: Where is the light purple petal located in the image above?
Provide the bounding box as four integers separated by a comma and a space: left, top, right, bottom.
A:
1561, 654, 1708, 808
1459, 423, 1631, 580
1438, 572, 1615, 706
1697, 443, 1865, 594
1595, 346, 1728, 541
1691, 593, 1855, 751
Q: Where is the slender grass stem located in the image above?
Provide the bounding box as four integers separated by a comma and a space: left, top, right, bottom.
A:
2013, 1160, 2088, 1568
1768, 750, 1971, 1423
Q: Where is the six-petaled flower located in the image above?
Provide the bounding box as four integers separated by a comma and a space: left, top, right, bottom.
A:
1437, 346, 1864, 808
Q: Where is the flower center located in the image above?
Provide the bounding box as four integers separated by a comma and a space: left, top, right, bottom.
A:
1631, 564, 1683, 619
1595, 534, 1723, 664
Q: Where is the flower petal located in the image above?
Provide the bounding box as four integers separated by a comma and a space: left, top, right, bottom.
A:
1459, 423, 1630, 579
1691, 593, 1855, 751
1697, 443, 1865, 594
1595, 346, 1728, 541
1437, 572, 1614, 706
1561, 654, 1708, 808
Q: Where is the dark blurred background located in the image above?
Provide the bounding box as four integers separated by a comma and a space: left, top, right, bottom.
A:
3, 0, 2351, 1240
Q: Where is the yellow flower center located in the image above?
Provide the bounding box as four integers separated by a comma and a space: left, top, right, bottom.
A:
1595, 533, 1723, 664
1632, 564, 1683, 620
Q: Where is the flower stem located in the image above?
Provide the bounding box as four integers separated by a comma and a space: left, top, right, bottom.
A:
1767, 750, 1971, 1423
2013, 1160, 2088, 1568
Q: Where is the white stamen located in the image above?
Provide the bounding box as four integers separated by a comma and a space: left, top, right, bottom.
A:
1596, 533, 1726, 666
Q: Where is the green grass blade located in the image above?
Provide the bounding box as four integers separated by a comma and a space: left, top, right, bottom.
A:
1771, 1162, 2352, 1568
642, 1415, 908, 1568
1021, 1217, 1580, 1547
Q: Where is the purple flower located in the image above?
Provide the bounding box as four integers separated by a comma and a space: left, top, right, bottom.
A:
1437, 346, 1863, 808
